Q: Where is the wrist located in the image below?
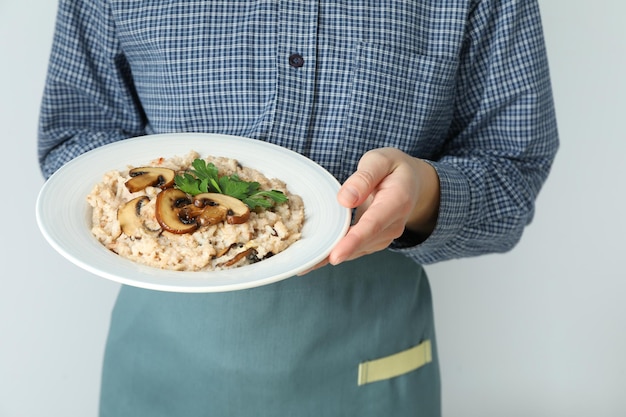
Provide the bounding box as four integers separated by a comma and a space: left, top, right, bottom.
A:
405, 158, 440, 238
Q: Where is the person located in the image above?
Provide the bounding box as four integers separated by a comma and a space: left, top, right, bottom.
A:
38, 0, 558, 416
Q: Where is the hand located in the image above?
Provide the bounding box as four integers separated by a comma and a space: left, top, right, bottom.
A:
302, 148, 440, 273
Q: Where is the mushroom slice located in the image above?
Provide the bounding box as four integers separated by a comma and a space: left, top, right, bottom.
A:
193, 193, 250, 225
221, 247, 258, 267
155, 188, 198, 234
215, 243, 237, 258
125, 167, 176, 193
118, 196, 151, 238
194, 204, 228, 227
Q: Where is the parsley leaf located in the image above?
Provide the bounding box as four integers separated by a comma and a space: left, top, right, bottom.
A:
243, 190, 288, 210
192, 159, 218, 182
175, 173, 205, 195
174, 159, 289, 210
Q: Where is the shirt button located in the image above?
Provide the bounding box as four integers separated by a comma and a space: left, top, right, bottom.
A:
288, 53, 305, 68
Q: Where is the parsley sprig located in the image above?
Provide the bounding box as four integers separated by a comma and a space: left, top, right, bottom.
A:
174, 159, 288, 210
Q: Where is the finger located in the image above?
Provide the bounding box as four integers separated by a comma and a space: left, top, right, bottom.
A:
352, 194, 373, 223
331, 172, 413, 265
329, 214, 405, 265
337, 150, 394, 208
297, 257, 329, 276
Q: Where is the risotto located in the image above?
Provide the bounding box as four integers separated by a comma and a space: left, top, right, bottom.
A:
86, 151, 305, 271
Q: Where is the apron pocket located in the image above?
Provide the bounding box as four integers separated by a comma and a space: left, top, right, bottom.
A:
357, 339, 432, 386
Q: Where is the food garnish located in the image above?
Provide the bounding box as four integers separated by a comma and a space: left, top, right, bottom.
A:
155, 189, 252, 234
117, 196, 160, 238
174, 159, 288, 210
125, 167, 176, 193
120, 158, 289, 235
154, 189, 199, 234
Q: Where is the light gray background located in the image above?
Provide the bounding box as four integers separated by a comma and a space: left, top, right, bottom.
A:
1, 1, 624, 416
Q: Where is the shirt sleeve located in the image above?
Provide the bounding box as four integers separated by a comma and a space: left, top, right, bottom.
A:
392, 0, 559, 264
38, 0, 146, 179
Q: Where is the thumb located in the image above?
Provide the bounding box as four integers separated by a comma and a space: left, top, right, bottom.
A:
337, 149, 394, 208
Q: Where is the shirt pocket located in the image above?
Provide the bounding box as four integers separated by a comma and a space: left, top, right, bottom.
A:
116, 1, 278, 137
340, 42, 457, 181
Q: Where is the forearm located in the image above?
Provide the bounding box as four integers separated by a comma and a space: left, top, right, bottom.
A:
38, 0, 146, 178
391, 0, 559, 264
39, 128, 139, 178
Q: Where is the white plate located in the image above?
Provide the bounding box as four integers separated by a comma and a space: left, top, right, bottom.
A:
36, 133, 350, 293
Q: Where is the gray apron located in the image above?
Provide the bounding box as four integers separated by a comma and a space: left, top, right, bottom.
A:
99, 250, 441, 416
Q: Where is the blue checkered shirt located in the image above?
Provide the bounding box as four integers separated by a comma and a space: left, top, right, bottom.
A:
39, 0, 559, 265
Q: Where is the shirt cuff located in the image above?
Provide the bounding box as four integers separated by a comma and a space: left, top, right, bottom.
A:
390, 161, 471, 264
